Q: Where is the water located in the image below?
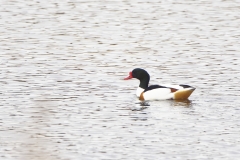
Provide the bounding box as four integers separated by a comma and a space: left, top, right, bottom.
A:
0, 0, 240, 159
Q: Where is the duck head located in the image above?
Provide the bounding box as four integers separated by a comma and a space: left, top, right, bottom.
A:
124, 68, 150, 89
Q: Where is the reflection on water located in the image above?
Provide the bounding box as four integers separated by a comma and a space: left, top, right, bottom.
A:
172, 99, 193, 107
130, 111, 149, 121
1, 0, 240, 159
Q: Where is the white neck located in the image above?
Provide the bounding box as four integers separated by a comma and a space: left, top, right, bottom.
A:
136, 87, 144, 97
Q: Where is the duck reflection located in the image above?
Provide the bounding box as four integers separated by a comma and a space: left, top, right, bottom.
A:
129, 99, 194, 121
128, 101, 150, 121
129, 111, 149, 121
171, 99, 193, 107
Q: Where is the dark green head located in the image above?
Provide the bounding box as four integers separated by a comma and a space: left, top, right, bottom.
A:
124, 68, 150, 89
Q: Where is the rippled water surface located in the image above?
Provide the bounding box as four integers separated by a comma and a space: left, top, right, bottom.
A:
1, 0, 240, 159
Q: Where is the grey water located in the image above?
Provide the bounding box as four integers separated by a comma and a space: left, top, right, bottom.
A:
0, 0, 240, 159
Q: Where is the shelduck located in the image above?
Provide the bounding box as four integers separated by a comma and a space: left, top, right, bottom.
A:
124, 68, 195, 100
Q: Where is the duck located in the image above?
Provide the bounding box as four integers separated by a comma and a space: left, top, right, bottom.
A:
124, 68, 195, 100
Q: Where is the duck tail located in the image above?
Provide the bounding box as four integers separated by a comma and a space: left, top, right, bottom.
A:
173, 87, 195, 100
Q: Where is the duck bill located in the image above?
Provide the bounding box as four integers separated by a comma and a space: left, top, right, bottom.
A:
124, 72, 133, 80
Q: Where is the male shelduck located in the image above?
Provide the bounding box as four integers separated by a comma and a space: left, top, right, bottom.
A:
124, 68, 195, 100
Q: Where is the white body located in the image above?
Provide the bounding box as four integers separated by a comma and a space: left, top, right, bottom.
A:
136, 85, 195, 100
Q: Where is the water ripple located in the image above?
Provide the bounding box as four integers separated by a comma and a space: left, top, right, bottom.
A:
0, 0, 240, 159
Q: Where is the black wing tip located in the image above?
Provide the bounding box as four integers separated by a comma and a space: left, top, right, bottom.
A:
180, 84, 192, 88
